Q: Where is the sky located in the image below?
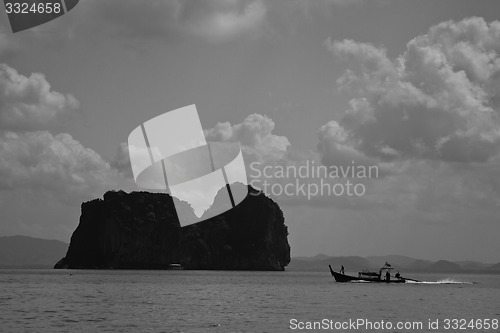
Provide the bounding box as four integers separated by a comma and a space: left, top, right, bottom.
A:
1, 0, 500, 263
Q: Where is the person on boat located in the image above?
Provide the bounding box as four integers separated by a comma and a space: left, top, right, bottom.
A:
385, 271, 390, 281
340, 265, 345, 274
395, 271, 401, 279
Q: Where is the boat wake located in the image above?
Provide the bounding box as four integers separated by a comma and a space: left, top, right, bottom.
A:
406, 278, 474, 285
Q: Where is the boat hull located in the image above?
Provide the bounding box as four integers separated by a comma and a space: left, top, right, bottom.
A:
328, 265, 406, 283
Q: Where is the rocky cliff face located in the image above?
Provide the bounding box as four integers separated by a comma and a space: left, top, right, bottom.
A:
55, 186, 290, 270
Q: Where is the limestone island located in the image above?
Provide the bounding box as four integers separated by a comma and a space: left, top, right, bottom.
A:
54, 185, 290, 270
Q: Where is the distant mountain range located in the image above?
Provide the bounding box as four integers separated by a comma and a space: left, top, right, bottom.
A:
0, 236, 68, 268
290, 254, 500, 273
0, 236, 498, 273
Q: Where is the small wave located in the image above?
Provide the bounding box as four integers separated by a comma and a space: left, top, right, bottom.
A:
406, 278, 474, 285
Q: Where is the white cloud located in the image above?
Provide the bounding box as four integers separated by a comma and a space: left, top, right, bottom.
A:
322, 17, 500, 163
0, 131, 123, 201
313, 17, 500, 234
0, 63, 79, 131
0, 63, 129, 203
317, 120, 373, 167
0, 62, 134, 241
205, 113, 290, 161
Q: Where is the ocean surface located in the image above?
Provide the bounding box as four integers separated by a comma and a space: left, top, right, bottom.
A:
1, 269, 499, 333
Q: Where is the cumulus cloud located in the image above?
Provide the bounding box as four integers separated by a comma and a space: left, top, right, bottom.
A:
321, 17, 500, 163
317, 120, 374, 167
0, 64, 129, 203
0, 62, 135, 241
0, 64, 79, 131
0, 131, 122, 200
205, 113, 290, 161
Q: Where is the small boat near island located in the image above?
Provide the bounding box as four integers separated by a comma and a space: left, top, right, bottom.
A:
328, 263, 420, 283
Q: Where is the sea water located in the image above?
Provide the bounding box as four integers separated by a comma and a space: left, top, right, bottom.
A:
1, 270, 499, 332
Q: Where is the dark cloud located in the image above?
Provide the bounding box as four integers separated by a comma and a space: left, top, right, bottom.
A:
83, 0, 267, 43
0, 0, 268, 56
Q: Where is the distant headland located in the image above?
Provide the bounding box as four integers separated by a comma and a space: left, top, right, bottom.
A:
0, 235, 498, 273
288, 254, 500, 274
